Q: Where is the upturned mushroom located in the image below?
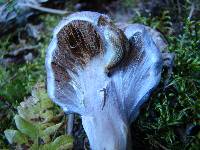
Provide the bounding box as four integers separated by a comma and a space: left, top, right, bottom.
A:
45, 11, 165, 150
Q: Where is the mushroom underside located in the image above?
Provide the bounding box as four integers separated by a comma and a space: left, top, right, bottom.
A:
45, 11, 163, 150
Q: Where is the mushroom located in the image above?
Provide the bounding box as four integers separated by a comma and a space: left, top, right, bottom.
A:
45, 11, 164, 150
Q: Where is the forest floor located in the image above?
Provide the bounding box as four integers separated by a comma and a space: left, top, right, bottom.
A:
0, 0, 199, 149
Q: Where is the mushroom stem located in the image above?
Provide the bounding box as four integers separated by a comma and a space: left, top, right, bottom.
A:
82, 113, 132, 150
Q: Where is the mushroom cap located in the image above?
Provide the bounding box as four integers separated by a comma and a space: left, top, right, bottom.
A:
45, 11, 163, 124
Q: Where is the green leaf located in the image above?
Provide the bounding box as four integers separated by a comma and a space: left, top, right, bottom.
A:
14, 115, 38, 139
44, 122, 62, 136
41, 122, 63, 142
30, 143, 39, 150
17, 83, 54, 123
37, 135, 73, 150
4, 129, 28, 144
51, 135, 73, 150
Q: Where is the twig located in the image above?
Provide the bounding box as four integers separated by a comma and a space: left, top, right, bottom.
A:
188, 2, 195, 20
7, 45, 39, 56
154, 140, 170, 150
21, 4, 68, 15
67, 114, 74, 136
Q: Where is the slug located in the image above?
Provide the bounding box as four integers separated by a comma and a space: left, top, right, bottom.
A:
98, 16, 129, 76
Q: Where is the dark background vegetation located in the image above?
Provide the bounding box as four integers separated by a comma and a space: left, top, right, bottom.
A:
0, 0, 199, 149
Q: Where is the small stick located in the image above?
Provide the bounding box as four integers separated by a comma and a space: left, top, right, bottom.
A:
8, 45, 39, 56
21, 4, 68, 15
188, 3, 195, 20
153, 140, 169, 150
67, 114, 74, 136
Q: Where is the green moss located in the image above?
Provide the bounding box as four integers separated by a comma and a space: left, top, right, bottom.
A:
0, 15, 62, 148
0, 14, 61, 104
131, 7, 200, 150
121, 0, 138, 8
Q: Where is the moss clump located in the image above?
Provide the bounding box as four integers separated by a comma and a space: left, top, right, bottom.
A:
0, 14, 62, 149
131, 6, 200, 150
0, 14, 61, 104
